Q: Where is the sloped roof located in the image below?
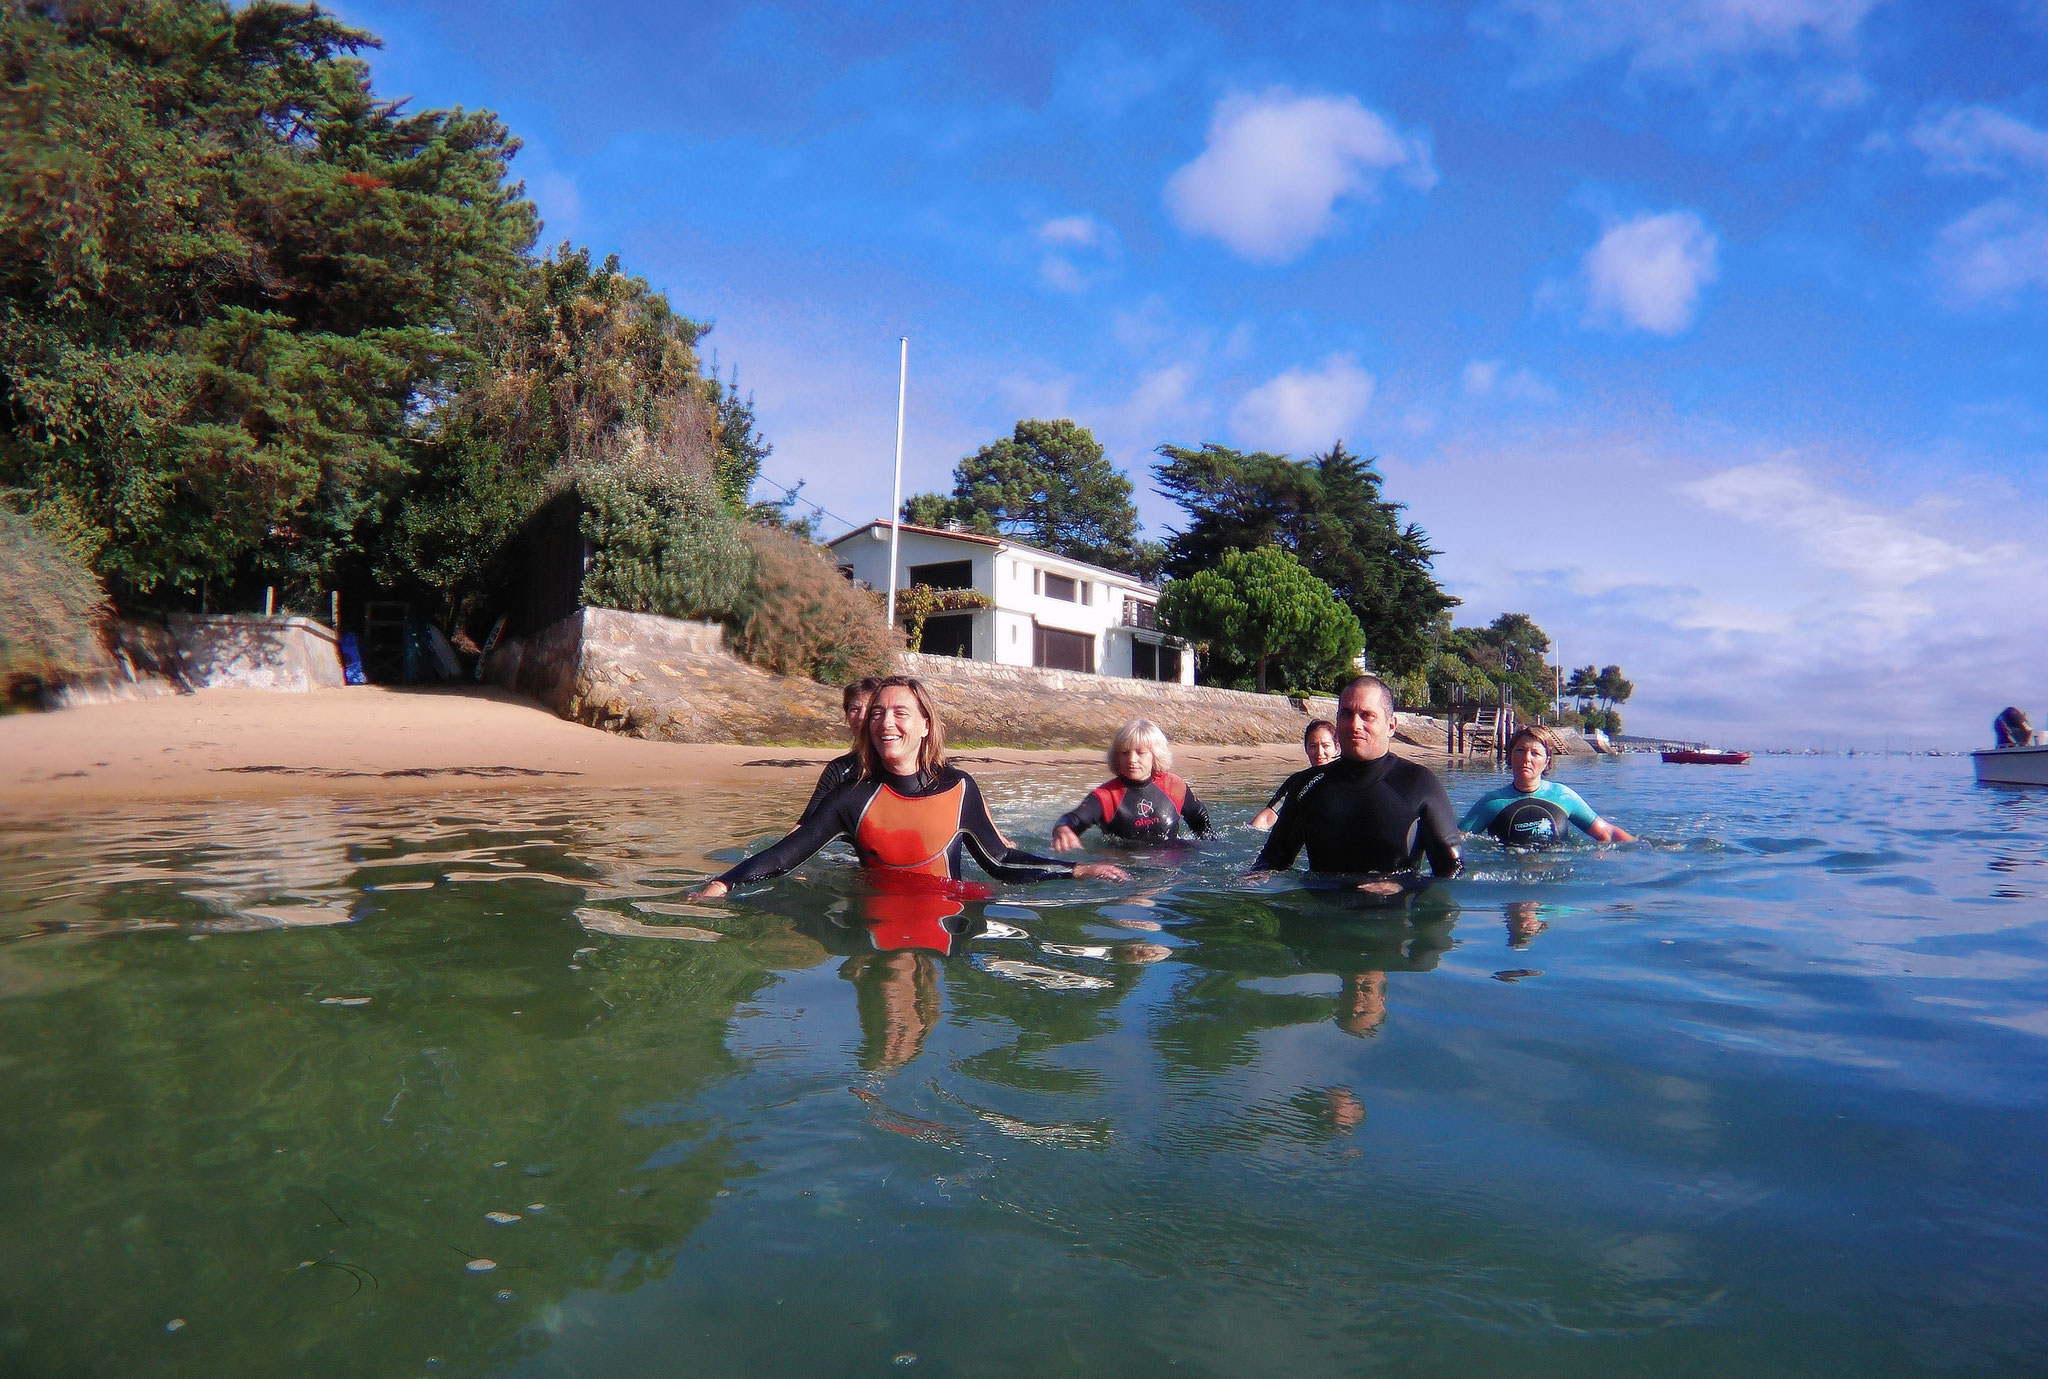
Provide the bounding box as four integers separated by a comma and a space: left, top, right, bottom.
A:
827, 520, 1159, 591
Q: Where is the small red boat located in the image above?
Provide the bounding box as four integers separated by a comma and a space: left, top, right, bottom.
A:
1661, 748, 1751, 765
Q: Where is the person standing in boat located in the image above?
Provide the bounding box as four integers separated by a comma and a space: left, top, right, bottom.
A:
1250, 719, 1340, 831
796, 676, 883, 826
691, 676, 1129, 900
1050, 719, 1212, 850
1460, 727, 1634, 847
1250, 676, 1462, 895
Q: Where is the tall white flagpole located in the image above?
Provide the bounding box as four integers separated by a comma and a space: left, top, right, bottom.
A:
885, 337, 908, 629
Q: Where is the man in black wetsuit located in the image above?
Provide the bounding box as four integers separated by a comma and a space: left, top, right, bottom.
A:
1250, 675, 1461, 892
797, 676, 881, 826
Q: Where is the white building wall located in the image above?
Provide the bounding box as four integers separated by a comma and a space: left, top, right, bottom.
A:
828, 525, 1192, 683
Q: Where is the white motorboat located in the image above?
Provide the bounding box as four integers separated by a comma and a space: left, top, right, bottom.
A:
1973, 744, 2048, 786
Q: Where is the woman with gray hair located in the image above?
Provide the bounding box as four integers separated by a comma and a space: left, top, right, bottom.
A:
1051, 718, 1212, 850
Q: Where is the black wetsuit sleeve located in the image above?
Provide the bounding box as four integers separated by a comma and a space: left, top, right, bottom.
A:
796, 754, 858, 827
1252, 791, 1308, 872
1182, 787, 1212, 837
717, 786, 864, 887
1417, 774, 1463, 878
959, 776, 1076, 881
1054, 790, 1107, 837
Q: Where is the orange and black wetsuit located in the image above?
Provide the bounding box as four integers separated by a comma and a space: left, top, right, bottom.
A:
796, 752, 859, 826
717, 764, 1075, 888
1055, 771, 1211, 844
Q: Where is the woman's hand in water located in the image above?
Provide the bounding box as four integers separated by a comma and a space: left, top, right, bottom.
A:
1050, 825, 1084, 852
1073, 862, 1131, 883
1249, 807, 1278, 831
687, 880, 730, 902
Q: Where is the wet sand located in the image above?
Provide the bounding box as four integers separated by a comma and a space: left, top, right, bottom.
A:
0, 686, 1326, 815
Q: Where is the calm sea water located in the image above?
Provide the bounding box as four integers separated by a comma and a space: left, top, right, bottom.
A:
2, 753, 2045, 1378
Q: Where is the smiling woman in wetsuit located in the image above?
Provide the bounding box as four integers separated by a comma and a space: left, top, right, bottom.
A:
1050, 718, 1211, 850
1459, 727, 1634, 847
690, 677, 1130, 900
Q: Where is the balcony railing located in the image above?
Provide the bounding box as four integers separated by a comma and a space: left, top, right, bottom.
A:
1121, 598, 1158, 630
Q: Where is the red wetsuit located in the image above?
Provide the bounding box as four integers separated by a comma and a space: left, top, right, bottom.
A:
1056, 771, 1211, 844
718, 765, 1074, 888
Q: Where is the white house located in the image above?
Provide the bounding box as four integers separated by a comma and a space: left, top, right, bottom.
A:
825, 521, 1195, 684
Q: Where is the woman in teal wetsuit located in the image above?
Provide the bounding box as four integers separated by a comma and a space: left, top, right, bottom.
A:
1461, 728, 1635, 847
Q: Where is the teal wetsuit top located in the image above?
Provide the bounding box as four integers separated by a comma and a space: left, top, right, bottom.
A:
1460, 780, 1600, 846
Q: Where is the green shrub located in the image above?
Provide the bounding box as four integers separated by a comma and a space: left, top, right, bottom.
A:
730, 524, 899, 684
576, 434, 750, 622
0, 508, 110, 700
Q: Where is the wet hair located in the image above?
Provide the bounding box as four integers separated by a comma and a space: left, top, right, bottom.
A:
1303, 718, 1336, 748
1505, 726, 1553, 776
842, 675, 882, 715
1109, 718, 1173, 775
1337, 675, 1395, 717
1996, 706, 2033, 747
856, 676, 948, 779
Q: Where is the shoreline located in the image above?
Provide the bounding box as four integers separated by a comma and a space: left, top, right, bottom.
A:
0, 686, 1439, 817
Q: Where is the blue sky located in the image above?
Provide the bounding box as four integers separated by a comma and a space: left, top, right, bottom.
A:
331, 0, 2048, 748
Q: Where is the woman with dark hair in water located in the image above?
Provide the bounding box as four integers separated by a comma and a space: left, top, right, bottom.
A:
691, 676, 1128, 901
1459, 727, 1633, 848
1251, 718, 1340, 832
796, 676, 882, 826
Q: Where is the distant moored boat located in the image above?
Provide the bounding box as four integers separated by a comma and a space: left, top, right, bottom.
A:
1973, 744, 2048, 786
1661, 748, 1752, 765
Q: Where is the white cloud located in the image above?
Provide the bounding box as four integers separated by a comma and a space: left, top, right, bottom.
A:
997, 372, 1076, 418
1913, 106, 2048, 179
1036, 214, 1107, 248
1228, 355, 1376, 453
1462, 359, 1559, 404
1117, 364, 1202, 434
1931, 200, 2048, 307
1480, 0, 1878, 75
1031, 213, 1119, 293
1165, 90, 1435, 265
1582, 211, 1720, 335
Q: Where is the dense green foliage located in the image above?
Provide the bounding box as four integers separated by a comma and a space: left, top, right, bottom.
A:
577, 458, 750, 624
0, 504, 106, 698
1157, 545, 1362, 693
1153, 442, 1453, 678
0, 0, 537, 597
904, 419, 1160, 576
378, 243, 722, 629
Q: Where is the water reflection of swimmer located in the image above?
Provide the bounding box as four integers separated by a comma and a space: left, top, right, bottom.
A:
1051, 719, 1212, 850
1459, 728, 1634, 847
1503, 900, 1548, 949
796, 676, 881, 827
842, 950, 942, 1073
1250, 677, 1462, 896
692, 677, 1129, 901
1335, 971, 1387, 1037
1250, 719, 1339, 831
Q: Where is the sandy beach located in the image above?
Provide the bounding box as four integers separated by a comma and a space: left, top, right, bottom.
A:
0, 686, 1323, 815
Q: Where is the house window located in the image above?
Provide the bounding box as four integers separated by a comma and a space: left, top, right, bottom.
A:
1011, 624, 1018, 644
1081, 581, 1093, 606
1033, 625, 1094, 673
909, 560, 973, 590
1043, 573, 1078, 602
1131, 640, 1182, 682
918, 614, 975, 658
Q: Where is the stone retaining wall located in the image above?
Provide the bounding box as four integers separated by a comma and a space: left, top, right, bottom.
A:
169, 614, 345, 692
477, 607, 1599, 754
483, 607, 844, 743
44, 620, 191, 709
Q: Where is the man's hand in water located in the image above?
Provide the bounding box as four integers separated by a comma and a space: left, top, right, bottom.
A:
687, 880, 730, 902
1072, 863, 1130, 882
1050, 825, 1084, 852
1355, 878, 1405, 897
